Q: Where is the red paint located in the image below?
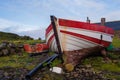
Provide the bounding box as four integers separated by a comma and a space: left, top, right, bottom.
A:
47, 34, 54, 47
36, 44, 49, 52
60, 30, 111, 47
24, 44, 49, 53
24, 44, 33, 53
59, 19, 114, 35
46, 24, 52, 36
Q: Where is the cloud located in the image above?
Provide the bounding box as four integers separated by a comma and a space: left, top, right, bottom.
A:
104, 11, 120, 22
0, 0, 120, 39
0, 18, 39, 32
18, 29, 45, 39
0, 18, 44, 39
1, 0, 120, 22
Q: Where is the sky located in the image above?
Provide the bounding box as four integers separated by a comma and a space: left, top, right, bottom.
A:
0, 0, 120, 39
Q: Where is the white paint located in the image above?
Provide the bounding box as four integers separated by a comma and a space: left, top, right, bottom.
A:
46, 30, 54, 42
46, 24, 113, 52
59, 26, 113, 42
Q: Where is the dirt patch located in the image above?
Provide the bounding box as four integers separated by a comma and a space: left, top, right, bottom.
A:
0, 67, 29, 80
114, 30, 120, 38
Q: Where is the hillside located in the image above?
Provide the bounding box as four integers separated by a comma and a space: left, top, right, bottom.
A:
0, 31, 33, 40
96, 21, 120, 30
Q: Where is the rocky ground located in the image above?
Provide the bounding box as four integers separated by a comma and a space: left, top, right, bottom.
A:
0, 67, 28, 80
0, 64, 117, 80
0, 52, 119, 80
64, 65, 113, 80
0, 52, 50, 80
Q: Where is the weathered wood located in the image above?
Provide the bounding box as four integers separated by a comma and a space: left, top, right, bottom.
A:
86, 17, 90, 23
101, 18, 105, 26
63, 46, 107, 67
50, 16, 62, 54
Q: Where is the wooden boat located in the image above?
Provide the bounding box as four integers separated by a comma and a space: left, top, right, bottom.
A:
46, 16, 114, 53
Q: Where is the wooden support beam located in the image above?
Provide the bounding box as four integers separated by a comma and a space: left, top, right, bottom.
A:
101, 18, 106, 26
50, 16, 62, 54
86, 17, 90, 23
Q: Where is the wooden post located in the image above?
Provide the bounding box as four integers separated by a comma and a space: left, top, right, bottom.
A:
50, 16, 62, 54
101, 18, 105, 26
86, 17, 90, 23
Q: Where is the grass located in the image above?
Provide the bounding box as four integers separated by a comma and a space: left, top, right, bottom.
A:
82, 56, 120, 79
0, 39, 46, 70
12, 40, 44, 44
0, 51, 61, 70
49, 58, 62, 67
81, 36, 120, 79
0, 52, 37, 70
112, 36, 120, 48
107, 52, 120, 59
0, 39, 45, 45
106, 75, 120, 80
101, 63, 120, 72
43, 52, 62, 67
0, 36, 119, 79
82, 57, 120, 71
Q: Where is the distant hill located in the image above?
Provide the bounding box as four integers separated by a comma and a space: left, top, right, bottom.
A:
0, 31, 33, 40
96, 21, 120, 36
96, 21, 120, 30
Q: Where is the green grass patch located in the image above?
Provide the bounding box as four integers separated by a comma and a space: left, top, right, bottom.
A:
50, 58, 62, 67
100, 63, 120, 72
105, 74, 120, 80
112, 36, 120, 48
82, 57, 103, 66
107, 53, 120, 59
0, 39, 45, 45
0, 39, 46, 70
43, 52, 62, 67
82, 56, 120, 72
48, 52, 55, 56
81, 35, 120, 80
82, 56, 120, 80
0, 52, 37, 70
12, 40, 43, 44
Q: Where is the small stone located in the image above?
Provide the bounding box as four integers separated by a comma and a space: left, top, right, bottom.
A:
112, 60, 118, 63
81, 68, 85, 72
79, 69, 82, 74
65, 63, 74, 72
85, 72, 89, 77
0, 74, 4, 79
96, 78, 100, 80
75, 68, 80, 71
4, 72, 9, 77
99, 73, 103, 77
85, 64, 92, 68
65, 73, 70, 77
88, 71, 93, 76
70, 72, 74, 76
74, 73, 79, 78
92, 71, 96, 74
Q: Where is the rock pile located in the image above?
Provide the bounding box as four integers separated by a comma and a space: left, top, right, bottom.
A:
30, 64, 112, 80
64, 65, 109, 80
0, 42, 24, 56
0, 67, 29, 80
